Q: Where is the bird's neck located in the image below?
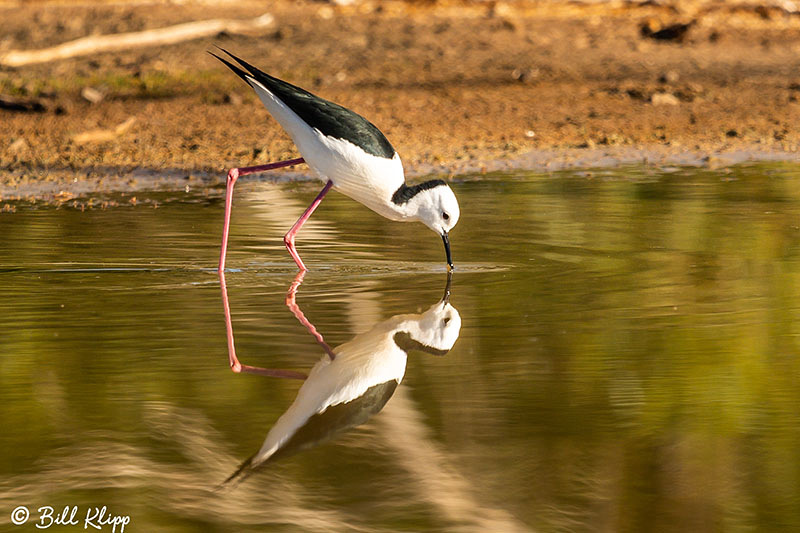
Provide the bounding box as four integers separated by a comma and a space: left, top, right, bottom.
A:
361, 184, 420, 222
381, 180, 446, 222
392, 180, 446, 205
385, 193, 419, 221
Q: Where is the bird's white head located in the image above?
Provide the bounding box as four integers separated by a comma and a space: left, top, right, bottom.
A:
414, 184, 460, 234
406, 299, 462, 352
405, 182, 460, 269
395, 295, 462, 355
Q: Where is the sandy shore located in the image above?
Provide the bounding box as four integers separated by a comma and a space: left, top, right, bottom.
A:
3, 0, 800, 199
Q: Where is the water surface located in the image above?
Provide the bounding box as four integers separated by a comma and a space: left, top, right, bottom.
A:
2, 164, 800, 532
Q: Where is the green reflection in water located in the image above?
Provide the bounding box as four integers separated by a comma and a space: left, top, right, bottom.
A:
1, 163, 800, 532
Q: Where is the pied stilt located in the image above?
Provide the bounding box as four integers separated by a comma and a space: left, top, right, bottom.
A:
211, 48, 460, 272
222, 272, 461, 483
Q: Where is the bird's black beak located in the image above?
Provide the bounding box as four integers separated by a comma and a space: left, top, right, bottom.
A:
442, 232, 453, 271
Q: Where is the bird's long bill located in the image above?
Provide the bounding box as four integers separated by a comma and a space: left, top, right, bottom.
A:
442, 232, 454, 271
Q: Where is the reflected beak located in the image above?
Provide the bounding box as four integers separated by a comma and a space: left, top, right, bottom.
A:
442, 269, 453, 304
442, 232, 454, 271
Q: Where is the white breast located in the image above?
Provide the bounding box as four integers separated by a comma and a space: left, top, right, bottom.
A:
252, 330, 407, 465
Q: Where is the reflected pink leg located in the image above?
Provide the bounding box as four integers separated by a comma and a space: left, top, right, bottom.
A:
220, 269, 307, 379
283, 180, 334, 271
285, 270, 336, 360
218, 157, 305, 273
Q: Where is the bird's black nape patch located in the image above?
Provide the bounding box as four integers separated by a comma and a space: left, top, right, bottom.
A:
211, 48, 397, 160
391, 179, 447, 205
393, 331, 449, 356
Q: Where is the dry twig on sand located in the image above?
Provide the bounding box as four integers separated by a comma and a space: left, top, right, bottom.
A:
73, 117, 137, 145
0, 13, 274, 68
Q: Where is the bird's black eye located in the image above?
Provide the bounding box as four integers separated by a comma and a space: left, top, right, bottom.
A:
442, 212, 450, 221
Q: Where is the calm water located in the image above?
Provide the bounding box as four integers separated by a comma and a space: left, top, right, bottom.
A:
2, 164, 800, 532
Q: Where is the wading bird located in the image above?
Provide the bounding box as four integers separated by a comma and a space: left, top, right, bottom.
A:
211, 48, 460, 272
220, 271, 460, 483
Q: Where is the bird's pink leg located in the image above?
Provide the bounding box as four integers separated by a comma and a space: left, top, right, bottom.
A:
284, 180, 334, 271
218, 157, 305, 273
219, 268, 308, 379
285, 270, 336, 360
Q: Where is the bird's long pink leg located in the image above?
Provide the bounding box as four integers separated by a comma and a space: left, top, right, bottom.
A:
218, 157, 305, 273
285, 270, 336, 360
219, 268, 308, 379
284, 180, 334, 271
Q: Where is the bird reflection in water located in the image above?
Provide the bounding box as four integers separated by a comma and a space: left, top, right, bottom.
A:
218, 271, 461, 484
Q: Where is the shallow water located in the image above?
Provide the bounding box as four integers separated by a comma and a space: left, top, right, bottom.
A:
2, 163, 800, 532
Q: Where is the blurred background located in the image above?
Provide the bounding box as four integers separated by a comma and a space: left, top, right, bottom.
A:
4, 0, 800, 195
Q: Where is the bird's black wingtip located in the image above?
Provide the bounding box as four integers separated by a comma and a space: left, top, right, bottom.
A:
208, 47, 279, 93
208, 47, 254, 86
210, 45, 237, 62
220, 453, 256, 489
207, 45, 232, 62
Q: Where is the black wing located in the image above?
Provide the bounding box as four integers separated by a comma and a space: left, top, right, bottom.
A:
223, 380, 398, 485
210, 48, 396, 159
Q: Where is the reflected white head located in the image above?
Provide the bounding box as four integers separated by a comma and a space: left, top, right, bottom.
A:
396, 297, 462, 354
413, 299, 462, 352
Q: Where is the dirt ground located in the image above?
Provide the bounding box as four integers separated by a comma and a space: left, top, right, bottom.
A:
4, 0, 800, 199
